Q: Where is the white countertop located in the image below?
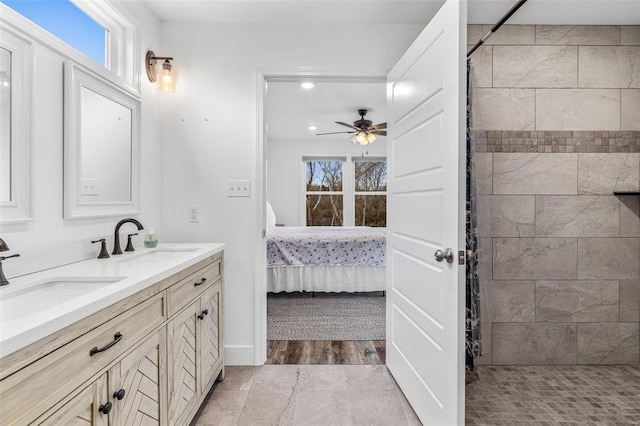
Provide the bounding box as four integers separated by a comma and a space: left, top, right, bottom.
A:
0, 243, 225, 358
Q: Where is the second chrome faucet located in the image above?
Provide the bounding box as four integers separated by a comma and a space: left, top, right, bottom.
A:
112, 218, 144, 255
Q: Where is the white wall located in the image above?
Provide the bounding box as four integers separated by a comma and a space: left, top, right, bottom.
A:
158, 22, 423, 364
267, 138, 387, 226
0, 2, 163, 277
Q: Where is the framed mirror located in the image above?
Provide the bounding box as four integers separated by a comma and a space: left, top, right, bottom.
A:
64, 61, 140, 219
0, 28, 32, 224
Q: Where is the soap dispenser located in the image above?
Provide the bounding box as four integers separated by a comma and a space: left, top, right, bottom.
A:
144, 228, 158, 248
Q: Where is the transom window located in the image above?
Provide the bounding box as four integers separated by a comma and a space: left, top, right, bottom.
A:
2, 0, 107, 66
1, 0, 136, 85
303, 157, 387, 227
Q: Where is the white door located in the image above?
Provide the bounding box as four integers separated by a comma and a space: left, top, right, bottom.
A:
385, 1, 466, 425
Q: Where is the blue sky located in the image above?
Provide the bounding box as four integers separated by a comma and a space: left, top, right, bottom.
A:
2, 0, 105, 65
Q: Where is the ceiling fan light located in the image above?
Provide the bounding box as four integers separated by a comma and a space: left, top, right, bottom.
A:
356, 131, 367, 144
351, 134, 359, 144
366, 133, 377, 144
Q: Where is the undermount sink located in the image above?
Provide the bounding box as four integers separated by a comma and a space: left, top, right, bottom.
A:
0, 277, 125, 321
113, 248, 199, 264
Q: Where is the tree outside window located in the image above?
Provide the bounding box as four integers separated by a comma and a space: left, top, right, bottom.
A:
354, 160, 386, 227
305, 160, 343, 226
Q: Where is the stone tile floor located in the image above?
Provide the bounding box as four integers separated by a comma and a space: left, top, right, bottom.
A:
467, 365, 640, 426
192, 365, 421, 425
194, 364, 640, 426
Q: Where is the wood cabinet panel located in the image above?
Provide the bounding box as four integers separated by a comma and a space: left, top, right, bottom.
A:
39, 374, 108, 426
110, 329, 166, 426
200, 283, 222, 392
167, 302, 199, 426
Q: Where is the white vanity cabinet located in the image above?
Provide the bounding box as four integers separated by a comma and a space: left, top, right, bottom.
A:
0, 250, 224, 426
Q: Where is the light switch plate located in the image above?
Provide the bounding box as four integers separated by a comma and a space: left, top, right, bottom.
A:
227, 180, 251, 197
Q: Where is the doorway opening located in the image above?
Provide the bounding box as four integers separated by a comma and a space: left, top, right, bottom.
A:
259, 76, 388, 365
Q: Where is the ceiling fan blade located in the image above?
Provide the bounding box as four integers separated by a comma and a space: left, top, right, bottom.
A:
335, 121, 360, 131
373, 130, 387, 136
316, 131, 356, 136
372, 122, 387, 130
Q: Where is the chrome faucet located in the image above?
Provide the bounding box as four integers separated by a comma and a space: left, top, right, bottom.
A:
112, 218, 144, 255
0, 237, 20, 286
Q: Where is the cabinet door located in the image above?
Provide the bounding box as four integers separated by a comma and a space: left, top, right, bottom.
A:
167, 301, 200, 426
39, 374, 108, 426
110, 329, 166, 426
199, 282, 222, 393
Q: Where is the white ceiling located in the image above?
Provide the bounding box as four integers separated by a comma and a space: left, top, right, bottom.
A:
143, 0, 640, 25
143, 0, 638, 141
265, 80, 387, 140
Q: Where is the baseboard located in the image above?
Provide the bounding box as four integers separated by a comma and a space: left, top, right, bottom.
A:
224, 345, 256, 365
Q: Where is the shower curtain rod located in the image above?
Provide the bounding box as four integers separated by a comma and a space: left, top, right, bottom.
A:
467, 0, 529, 58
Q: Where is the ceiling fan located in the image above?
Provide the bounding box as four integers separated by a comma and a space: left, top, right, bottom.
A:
316, 109, 387, 145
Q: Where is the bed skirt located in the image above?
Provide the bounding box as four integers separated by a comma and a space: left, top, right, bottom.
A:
267, 265, 386, 293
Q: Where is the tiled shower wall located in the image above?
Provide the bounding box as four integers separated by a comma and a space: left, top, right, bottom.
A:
468, 25, 640, 365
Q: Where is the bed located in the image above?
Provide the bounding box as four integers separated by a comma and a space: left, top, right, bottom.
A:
266, 226, 386, 293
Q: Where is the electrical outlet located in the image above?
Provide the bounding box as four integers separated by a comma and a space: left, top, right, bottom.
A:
81, 178, 99, 197
227, 180, 251, 197
188, 205, 199, 223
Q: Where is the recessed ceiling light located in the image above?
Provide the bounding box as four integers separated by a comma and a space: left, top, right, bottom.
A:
300, 82, 314, 89
308, 125, 317, 131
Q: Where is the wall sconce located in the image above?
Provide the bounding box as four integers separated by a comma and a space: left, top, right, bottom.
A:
145, 50, 177, 93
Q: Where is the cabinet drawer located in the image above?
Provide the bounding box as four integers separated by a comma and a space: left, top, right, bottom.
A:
167, 259, 221, 317
0, 292, 165, 426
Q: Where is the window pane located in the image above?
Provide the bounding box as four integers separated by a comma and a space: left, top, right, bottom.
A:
306, 194, 343, 226
2, 0, 106, 66
355, 195, 386, 227
306, 160, 343, 192
355, 161, 387, 192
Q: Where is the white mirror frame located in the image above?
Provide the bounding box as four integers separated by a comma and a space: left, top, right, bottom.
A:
0, 28, 33, 224
64, 61, 140, 219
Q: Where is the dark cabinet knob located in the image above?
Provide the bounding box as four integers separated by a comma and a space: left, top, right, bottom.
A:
197, 309, 209, 320
99, 401, 113, 415
114, 388, 126, 400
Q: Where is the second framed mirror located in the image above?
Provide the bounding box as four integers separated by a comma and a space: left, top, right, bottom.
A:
63, 61, 140, 219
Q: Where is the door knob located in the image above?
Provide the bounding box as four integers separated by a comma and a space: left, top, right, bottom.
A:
434, 248, 455, 264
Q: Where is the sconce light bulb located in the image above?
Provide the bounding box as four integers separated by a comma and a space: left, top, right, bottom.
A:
158, 60, 176, 93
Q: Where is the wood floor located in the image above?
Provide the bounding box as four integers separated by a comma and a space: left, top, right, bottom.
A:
266, 340, 385, 365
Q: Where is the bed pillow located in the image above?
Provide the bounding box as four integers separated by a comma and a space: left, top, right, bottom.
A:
266, 201, 277, 229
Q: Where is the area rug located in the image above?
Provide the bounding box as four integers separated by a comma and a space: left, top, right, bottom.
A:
267, 292, 385, 340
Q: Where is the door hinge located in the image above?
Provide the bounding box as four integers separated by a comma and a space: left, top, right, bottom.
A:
458, 250, 466, 265
262, 229, 266, 238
